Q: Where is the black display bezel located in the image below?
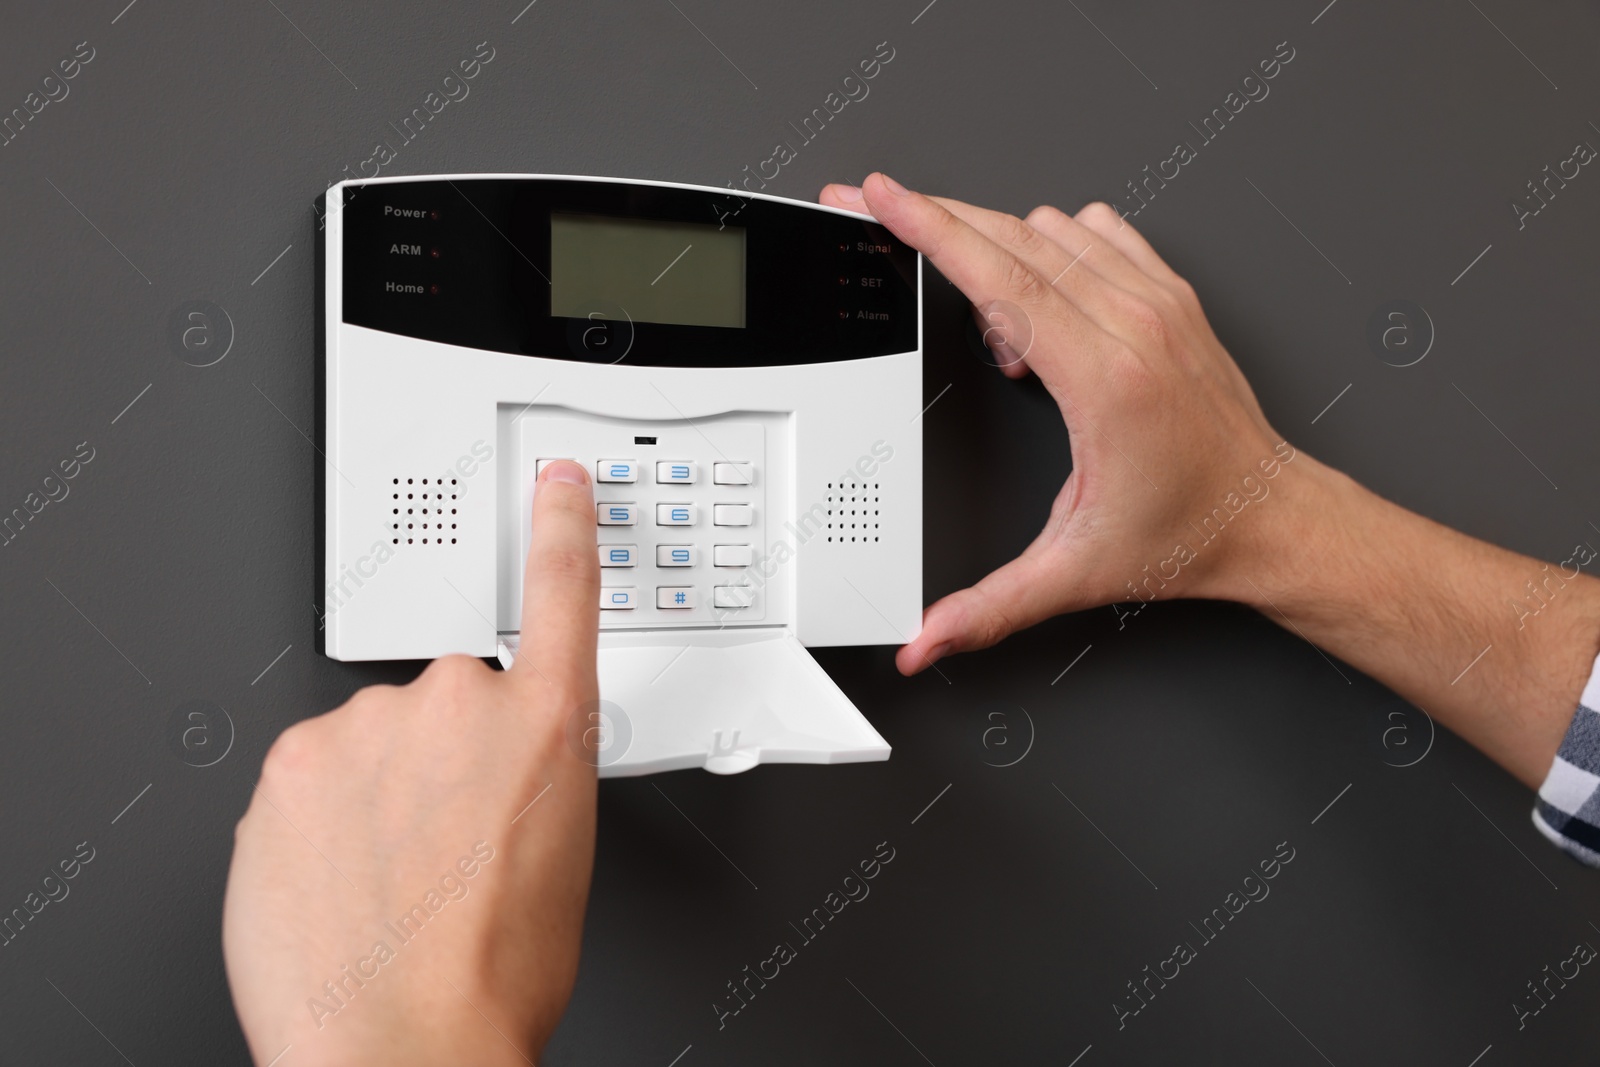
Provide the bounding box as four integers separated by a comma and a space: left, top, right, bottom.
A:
338, 178, 917, 368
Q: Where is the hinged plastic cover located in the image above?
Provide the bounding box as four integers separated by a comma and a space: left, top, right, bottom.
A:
497, 628, 889, 777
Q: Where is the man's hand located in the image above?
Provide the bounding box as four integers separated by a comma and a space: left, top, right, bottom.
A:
821, 174, 1600, 787
223, 460, 600, 1066
821, 174, 1288, 674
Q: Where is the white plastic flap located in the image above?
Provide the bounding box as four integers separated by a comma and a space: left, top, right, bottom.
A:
498, 628, 890, 777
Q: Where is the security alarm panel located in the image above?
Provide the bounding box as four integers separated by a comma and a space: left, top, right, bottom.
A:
319, 175, 921, 776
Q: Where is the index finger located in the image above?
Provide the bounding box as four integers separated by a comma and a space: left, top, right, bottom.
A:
515, 460, 600, 694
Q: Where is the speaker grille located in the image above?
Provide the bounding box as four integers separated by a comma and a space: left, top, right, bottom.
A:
389, 476, 461, 546
824, 481, 881, 544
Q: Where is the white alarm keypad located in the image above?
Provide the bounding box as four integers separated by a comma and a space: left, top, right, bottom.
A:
525, 416, 765, 626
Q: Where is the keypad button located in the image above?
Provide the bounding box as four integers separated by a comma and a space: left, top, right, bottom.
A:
597, 460, 638, 483
713, 504, 753, 526
657, 586, 697, 609
536, 458, 576, 477
713, 462, 752, 485
598, 503, 638, 526
656, 461, 696, 484
599, 544, 637, 567
713, 544, 754, 567
601, 587, 637, 609
656, 545, 696, 567
656, 503, 696, 526
713, 585, 754, 609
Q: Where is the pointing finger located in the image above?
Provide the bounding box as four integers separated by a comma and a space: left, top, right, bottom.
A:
515, 461, 600, 697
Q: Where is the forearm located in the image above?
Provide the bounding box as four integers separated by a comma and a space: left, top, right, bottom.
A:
1219, 455, 1600, 787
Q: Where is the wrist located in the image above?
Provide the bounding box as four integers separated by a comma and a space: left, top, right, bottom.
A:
289, 1026, 532, 1067
1192, 445, 1365, 611
278, 980, 535, 1067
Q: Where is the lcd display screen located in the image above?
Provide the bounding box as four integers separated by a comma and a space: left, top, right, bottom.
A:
550, 213, 746, 328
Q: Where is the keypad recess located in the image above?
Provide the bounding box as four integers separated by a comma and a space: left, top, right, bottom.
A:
524, 416, 765, 625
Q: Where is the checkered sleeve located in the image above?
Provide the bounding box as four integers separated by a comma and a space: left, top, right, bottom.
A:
1533, 651, 1600, 867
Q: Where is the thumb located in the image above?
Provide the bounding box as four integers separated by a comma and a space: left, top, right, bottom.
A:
515, 460, 600, 694
895, 549, 1069, 676
819, 183, 872, 215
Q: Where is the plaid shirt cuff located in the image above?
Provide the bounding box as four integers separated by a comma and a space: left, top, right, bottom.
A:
1533, 651, 1600, 867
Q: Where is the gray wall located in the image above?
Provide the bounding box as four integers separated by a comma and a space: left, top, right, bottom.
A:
2, 0, 1598, 1062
